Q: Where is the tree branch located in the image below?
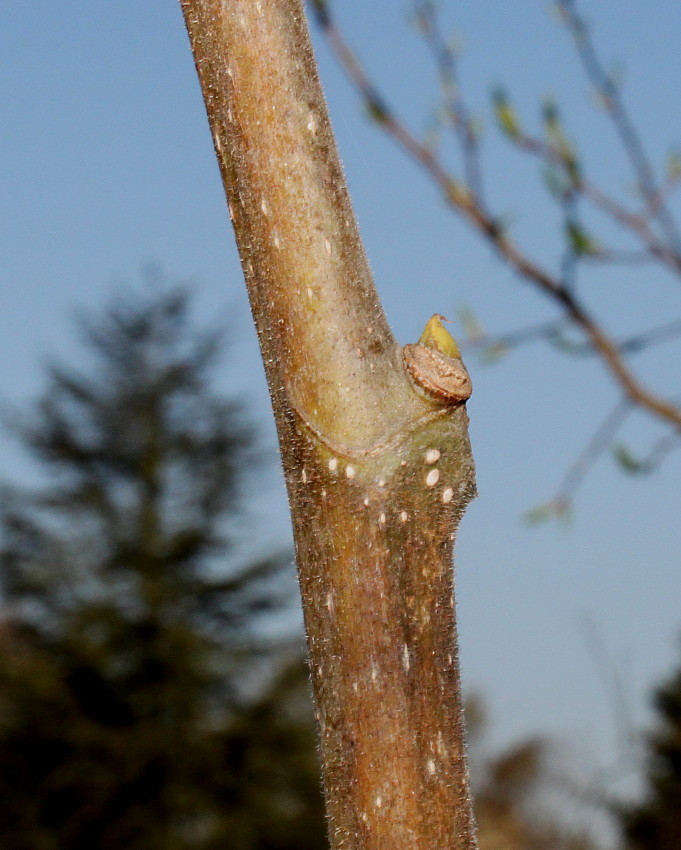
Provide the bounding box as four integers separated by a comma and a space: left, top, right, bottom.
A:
179, 1, 478, 847
556, 0, 681, 253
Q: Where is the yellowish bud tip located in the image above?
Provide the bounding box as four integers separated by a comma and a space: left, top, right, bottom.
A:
418, 314, 462, 358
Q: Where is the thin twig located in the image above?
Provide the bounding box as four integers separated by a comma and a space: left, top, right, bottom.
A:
637, 429, 681, 473
413, 1, 485, 204
461, 317, 569, 353
616, 318, 681, 354
463, 315, 681, 360
554, 397, 631, 506
512, 129, 681, 275
559, 193, 580, 291
557, 0, 681, 253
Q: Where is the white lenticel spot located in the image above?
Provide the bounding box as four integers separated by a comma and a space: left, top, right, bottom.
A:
345, 464, 356, 479
307, 287, 313, 298
260, 198, 268, 215
426, 468, 440, 488
425, 448, 441, 464
328, 458, 338, 472
402, 644, 410, 672
400, 511, 408, 522
324, 239, 332, 255
301, 469, 307, 484
379, 512, 386, 524
375, 796, 382, 808
427, 758, 436, 775
378, 479, 385, 487
442, 487, 454, 503
274, 234, 280, 248
363, 496, 370, 507
307, 113, 317, 134
326, 592, 334, 613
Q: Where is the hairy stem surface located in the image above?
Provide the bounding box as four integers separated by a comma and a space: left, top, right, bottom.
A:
179, 1, 477, 846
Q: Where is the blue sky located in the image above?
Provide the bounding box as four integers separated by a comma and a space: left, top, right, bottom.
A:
2, 0, 681, 826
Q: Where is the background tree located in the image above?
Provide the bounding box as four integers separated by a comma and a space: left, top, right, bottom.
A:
465, 696, 603, 850
0, 285, 326, 849
620, 643, 681, 849
0, 280, 615, 847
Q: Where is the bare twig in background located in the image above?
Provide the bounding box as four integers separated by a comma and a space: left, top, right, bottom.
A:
461, 315, 681, 360
556, 0, 681, 252
412, 0, 485, 204
526, 399, 632, 522
498, 106, 681, 275
310, 0, 681, 509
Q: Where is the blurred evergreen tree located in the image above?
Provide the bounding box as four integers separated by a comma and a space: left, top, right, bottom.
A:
0, 286, 326, 849
621, 648, 681, 849
466, 697, 601, 850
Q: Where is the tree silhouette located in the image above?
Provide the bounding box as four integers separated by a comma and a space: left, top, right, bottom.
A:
621, 646, 681, 849
465, 696, 601, 850
0, 285, 326, 849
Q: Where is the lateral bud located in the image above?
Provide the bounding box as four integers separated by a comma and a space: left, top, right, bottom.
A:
403, 314, 472, 404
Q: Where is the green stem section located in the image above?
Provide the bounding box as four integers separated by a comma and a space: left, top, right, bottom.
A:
179, 1, 478, 847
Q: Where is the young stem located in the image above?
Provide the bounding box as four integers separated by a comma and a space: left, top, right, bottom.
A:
179, 1, 477, 847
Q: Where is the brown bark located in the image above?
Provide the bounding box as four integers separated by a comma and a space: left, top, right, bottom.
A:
178, 1, 478, 847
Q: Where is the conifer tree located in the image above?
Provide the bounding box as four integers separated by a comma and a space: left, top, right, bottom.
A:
0, 286, 326, 850
621, 647, 681, 849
